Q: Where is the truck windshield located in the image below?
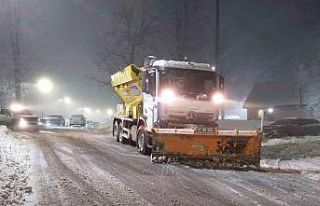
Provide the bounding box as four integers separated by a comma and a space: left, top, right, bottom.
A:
159, 68, 217, 99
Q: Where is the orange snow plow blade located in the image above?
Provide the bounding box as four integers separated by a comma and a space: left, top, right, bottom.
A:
151, 129, 262, 169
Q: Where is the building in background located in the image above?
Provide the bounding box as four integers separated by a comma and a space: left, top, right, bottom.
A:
243, 81, 314, 121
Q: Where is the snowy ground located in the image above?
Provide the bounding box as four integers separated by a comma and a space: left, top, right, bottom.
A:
2, 125, 320, 205
19, 129, 320, 205
261, 135, 320, 180
0, 126, 32, 205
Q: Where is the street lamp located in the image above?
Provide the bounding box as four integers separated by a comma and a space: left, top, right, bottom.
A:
259, 107, 274, 131
36, 78, 53, 94
36, 77, 53, 118
83, 107, 91, 114
106, 108, 113, 116
267, 108, 274, 113
63, 96, 72, 105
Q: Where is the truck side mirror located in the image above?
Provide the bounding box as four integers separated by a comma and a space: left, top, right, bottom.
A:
142, 71, 156, 96
142, 72, 149, 93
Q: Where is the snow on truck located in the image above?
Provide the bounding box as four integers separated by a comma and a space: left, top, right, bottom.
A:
111, 56, 262, 168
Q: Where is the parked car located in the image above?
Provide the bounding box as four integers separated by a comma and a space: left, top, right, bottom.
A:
264, 118, 320, 137
41, 115, 65, 127
0, 108, 15, 127
69, 114, 86, 127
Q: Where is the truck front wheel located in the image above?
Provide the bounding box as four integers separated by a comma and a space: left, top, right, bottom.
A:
137, 127, 150, 154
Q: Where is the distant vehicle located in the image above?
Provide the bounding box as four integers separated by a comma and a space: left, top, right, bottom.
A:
264, 118, 320, 137
41, 115, 65, 127
0, 108, 15, 127
86, 121, 100, 129
69, 114, 86, 127
11, 109, 40, 131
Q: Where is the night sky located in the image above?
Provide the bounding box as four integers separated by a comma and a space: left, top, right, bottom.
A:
0, 0, 319, 112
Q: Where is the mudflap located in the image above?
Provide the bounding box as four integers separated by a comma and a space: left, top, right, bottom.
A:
151, 129, 262, 169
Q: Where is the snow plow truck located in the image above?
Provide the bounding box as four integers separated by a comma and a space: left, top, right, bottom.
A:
111, 56, 262, 168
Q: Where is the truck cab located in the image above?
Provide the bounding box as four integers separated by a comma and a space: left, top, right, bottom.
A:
142, 59, 224, 132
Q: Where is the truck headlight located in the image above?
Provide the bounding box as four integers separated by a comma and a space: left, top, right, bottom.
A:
212, 92, 224, 104
19, 118, 28, 128
160, 89, 176, 103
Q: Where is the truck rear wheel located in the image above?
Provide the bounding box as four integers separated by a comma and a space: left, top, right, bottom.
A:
113, 122, 120, 142
119, 123, 126, 144
137, 127, 150, 154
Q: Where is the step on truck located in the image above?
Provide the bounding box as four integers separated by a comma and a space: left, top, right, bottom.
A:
111, 56, 262, 169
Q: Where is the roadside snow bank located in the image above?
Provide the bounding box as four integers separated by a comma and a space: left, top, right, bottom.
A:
93, 122, 112, 135
0, 126, 32, 205
262, 135, 320, 160
261, 158, 320, 180
262, 135, 320, 146
261, 135, 320, 180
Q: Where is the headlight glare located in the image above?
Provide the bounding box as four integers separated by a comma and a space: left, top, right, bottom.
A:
18, 118, 28, 128
160, 89, 176, 103
212, 93, 224, 104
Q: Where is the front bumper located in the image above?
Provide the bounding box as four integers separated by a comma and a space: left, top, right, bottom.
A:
151, 128, 262, 169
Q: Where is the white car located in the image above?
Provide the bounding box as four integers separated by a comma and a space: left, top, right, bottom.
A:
69, 115, 86, 127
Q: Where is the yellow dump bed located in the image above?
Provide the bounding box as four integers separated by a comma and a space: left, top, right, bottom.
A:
110, 64, 143, 119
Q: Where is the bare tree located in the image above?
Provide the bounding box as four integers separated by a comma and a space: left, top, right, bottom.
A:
92, 0, 158, 87
169, 0, 205, 61
9, 1, 22, 101
174, 0, 190, 60
0, 0, 23, 101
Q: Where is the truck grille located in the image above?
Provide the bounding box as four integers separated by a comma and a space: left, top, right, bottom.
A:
167, 112, 214, 124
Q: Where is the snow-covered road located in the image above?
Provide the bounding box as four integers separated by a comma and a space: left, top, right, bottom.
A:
2, 129, 315, 206
0, 126, 32, 205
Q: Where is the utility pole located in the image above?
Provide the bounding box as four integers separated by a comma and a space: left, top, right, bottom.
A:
8, 1, 22, 102
214, 0, 220, 72
214, 0, 225, 119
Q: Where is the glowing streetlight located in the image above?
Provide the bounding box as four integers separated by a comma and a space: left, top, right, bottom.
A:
106, 108, 113, 116
63, 96, 72, 105
83, 107, 91, 114
96, 109, 101, 114
267, 108, 274, 113
259, 107, 275, 131
58, 96, 72, 104
36, 78, 53, 94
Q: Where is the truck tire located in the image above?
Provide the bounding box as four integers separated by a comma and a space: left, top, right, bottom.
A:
113, 122, 120, 142
119, 123, 126, 144
137, 126, 150, 154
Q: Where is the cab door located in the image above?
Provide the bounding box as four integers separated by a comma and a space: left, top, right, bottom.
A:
142, 69, 157, 132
